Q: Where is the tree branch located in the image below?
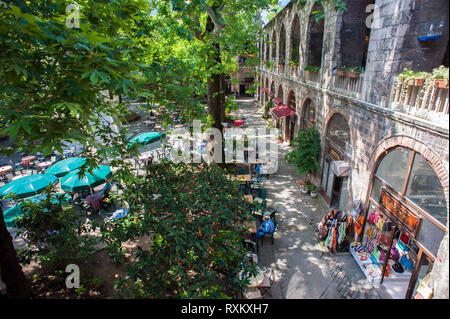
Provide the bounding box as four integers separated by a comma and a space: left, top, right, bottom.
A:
201, 2, 224, 36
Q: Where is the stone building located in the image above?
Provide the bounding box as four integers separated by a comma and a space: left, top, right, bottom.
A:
257, 0, 449, 299
228, 56, 256, 97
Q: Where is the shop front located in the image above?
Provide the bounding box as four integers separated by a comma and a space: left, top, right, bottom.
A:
320, 113, 352, 211
351, 146, 448, 299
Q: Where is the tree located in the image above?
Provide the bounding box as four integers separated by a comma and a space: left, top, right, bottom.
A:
285, 126, 321, 183
0, 0, 153, 298
101, 162, 258, 298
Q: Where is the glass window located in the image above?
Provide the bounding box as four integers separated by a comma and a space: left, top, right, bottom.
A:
326, 114, 349, 151
371, 178, 383, 203
321, 158, 329, 190
326, 168, 334, 197
302, 100, 315, 129
405, 154, 447, 226
416, 217, 446, 257
375, 148, 412, 192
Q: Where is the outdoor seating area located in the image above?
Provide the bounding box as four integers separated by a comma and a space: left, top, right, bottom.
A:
230, 161, 278, 299
1, 131, 168, 234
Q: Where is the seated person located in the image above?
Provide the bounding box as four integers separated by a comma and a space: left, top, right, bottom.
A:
101, 180, 112, 199
254, 164, 263, 176
255, 215, 275, 242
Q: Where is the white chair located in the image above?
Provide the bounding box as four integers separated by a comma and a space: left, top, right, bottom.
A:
243, 287, 263, 299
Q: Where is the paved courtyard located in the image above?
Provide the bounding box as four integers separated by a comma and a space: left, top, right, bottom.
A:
231, 98, 392, 299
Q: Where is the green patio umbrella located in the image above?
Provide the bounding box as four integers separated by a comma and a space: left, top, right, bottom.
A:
3, 193, 70, 228
60, 165, 112, 192
45, 157, 87, 177
0, 174, 58, 199
128, 132, 166, 147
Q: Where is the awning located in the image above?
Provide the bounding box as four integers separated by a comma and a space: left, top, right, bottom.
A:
260, 87, 268, 94
331, 161, 350, 177
273, 97, 283, 105
270, 105, 296, 121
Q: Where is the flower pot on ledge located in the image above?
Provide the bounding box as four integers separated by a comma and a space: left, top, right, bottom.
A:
408, 78, 425, 86
434, 79, 449, 88
336, 70, 347, 76
310, 191, 318, 198
347, 71, 360, 79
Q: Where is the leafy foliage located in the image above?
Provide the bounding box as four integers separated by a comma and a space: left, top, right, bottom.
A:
286, 126, 321, 177
14, 187, 98, 268
101, 162, 258, 298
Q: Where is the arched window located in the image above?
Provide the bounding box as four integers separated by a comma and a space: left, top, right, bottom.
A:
370, 147, 448, 257
288, 90, 296, 109
339, 0, 374, 70
265, 35, 270, 61
307, 3, 324, 68
271, 31, 277, 62
277, 85, 283, 101
290, 14, 301, 65
301, 99, 316, 129
279, 24, 286, 65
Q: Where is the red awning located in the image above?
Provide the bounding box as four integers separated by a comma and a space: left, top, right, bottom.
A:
270, 105, 296, 121
268, 91, 274, 98
260, 87, 268, 94
273, 97, 283, 105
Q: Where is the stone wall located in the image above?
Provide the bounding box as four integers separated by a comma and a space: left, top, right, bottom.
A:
259, 0, 449, 299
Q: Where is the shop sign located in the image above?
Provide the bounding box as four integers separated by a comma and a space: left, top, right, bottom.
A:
379, 189, 421, 236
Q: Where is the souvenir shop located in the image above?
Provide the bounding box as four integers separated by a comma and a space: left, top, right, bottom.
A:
350, 147, 448, 299
317, 207, 358, 252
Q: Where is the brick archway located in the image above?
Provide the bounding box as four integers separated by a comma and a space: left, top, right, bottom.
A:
367, 135, 450, 213
322, 107, 356, 163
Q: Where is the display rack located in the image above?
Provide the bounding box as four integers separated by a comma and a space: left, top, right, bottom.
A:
350, 246, 382, 287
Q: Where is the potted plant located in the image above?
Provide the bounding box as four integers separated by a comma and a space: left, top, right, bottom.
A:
308, 184, 318, 198
289, 60, 299, 68
431, 65, 449, 88
304, 65, 320, 72
397, 68, 430, 86
346, 66, 363, 79
336, 67, 347, 77
298, 180, 310, 194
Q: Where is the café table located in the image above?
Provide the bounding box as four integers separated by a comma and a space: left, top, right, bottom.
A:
239, 267, 265, 288
22, 156, 36, 168
39, 161, 53, 170
236, 175, 251, 183
0, 165, 13, 177
243, 220, 257, 234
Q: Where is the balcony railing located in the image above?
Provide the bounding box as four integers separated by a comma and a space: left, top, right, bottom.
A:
390, 78, 449, 128
278, 63, 285, 75
287, 65, 299, 78
304, 70, 320, 83
332, 72, 364, 97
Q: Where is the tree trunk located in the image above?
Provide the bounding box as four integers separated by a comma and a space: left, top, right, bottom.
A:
0, 207, 33, 298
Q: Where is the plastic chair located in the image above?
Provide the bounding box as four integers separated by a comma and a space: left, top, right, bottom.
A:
243, 287, 263, 299
256, 188, 267, 201
260, 221, 278, 246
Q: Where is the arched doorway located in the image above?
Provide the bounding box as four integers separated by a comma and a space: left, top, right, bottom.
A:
320, 113, 352, 209
307, 3, 325, 68
362, 146, 448, 299
285, 90, 297, 143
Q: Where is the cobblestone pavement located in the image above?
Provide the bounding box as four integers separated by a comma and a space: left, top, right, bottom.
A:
231, 98, 391, 299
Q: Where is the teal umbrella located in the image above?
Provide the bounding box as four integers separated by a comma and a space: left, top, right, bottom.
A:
45, 157, 87, 177
3, 193, 70, 228
0, 174, 58, 199
128, 132, 165, 147
60, 165, 112, 192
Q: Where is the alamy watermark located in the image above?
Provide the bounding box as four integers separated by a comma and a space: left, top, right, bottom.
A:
163, 121, 279, 174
